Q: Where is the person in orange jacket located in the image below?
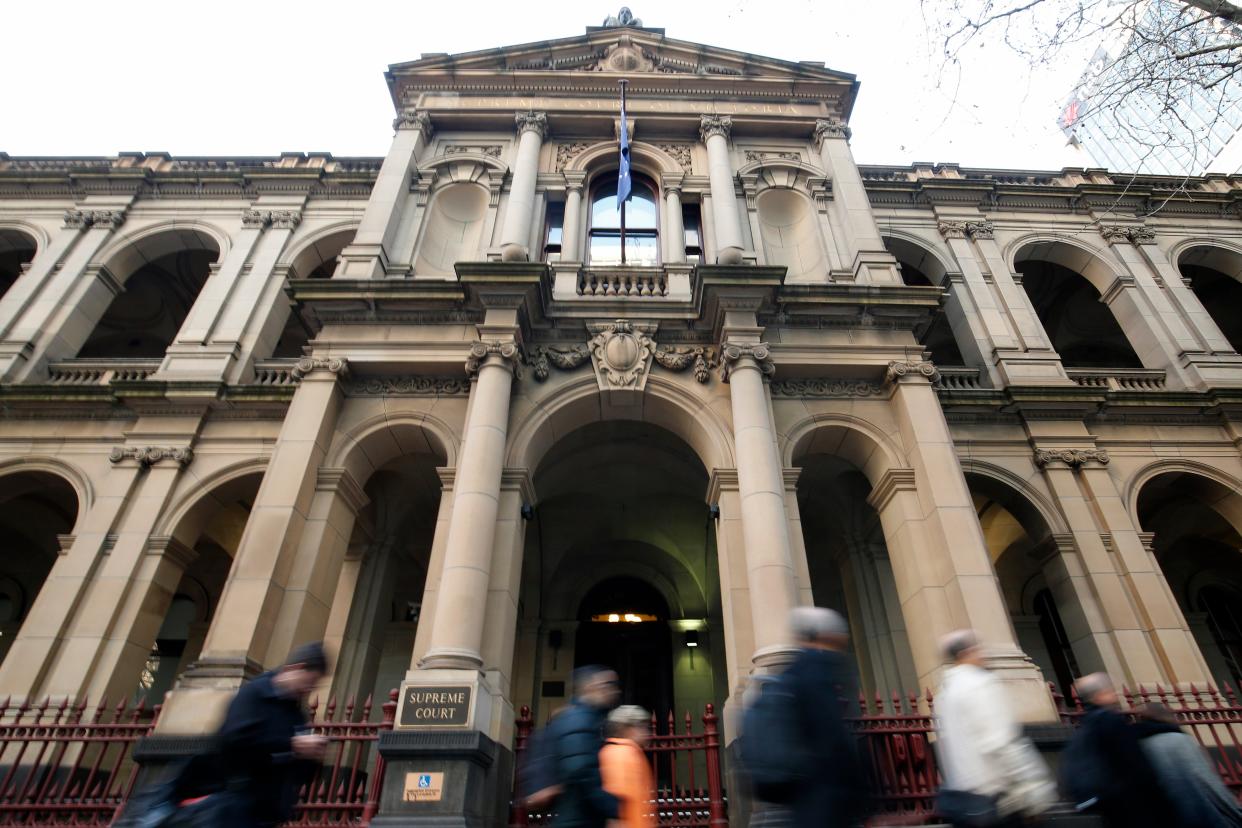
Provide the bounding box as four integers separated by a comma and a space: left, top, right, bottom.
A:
599, 706, 656, 828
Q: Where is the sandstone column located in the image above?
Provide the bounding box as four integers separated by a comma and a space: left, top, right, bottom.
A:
699, 116, 745, 265
419, 342, 521, 669
498, 112, 549, 262
561, 172, 585, 261
157, 357, 348, 732
335, 111, 433, 278
173, 209, 270, 344
719, 342, 799, 667
662, 174, 686, 264
880, 361, 1055, 720
812, 120, 901, 283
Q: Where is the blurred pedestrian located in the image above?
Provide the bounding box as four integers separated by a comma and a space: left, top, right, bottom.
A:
934, 630, 1055, 827
1134, 702, 1242, 828
599, 705, 656, 828
548, 665, 621, 828
217, 641, 330, 828
1060, 673, 1175, 828
782, 607, 869, 828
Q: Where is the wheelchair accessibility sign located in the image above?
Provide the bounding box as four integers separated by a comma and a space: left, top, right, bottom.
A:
404, 772, 444, 802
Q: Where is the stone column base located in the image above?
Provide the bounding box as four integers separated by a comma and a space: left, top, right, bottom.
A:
373, 730, 512, 828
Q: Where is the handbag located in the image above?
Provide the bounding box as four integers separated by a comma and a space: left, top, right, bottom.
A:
936, 788, 1001, 828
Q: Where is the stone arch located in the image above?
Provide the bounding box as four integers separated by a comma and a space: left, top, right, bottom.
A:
880, 231, 954, 287
154, 458, 270, 540
568, 140, 683, 179
1173, 242, 1242, 353
0, 226, 42, 301
1125, 459, 1242, 534
0, 222, 48, 254
92, 221, 228, 283
413, 160, 497, 277
1009, 234, 1145, 368
281, 223, 360, 279
782, 413, 906, 488
328, 413, 456, 489
546, 554, 693, 621
0, 456, 92, 530
753, 186, 824, 280
958, 459, 1070, 538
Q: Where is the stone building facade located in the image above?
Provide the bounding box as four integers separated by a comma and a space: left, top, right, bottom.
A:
2, 14, 1242, 811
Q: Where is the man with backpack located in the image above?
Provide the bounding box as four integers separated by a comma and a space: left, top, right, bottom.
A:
743, 607, 869, 828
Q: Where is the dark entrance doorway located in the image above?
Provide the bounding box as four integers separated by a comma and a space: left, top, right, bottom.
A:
574, 576, 674, 716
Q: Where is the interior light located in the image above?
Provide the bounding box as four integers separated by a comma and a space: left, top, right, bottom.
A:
589, 612, 659, 623
684, 630, 700, 648
608, 613, 620, 623
624, 613, 642, 623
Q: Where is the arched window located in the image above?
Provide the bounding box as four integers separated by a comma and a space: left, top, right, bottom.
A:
589, 175, 659, 266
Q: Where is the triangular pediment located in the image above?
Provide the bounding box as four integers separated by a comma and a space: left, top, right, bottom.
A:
386, 26, 859, 117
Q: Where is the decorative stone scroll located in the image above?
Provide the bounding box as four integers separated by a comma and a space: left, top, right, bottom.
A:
652, 347, 712, 384
465, 341, 523, 377
937, 220, 993, 241
744, 150, 801, 164
718, 342, 775, 383
699, 115, 733, 142
344, 377, 471, 396
588, 320, 655, 390
769, 378, 885, 397
444, 144, 503, 158
109, 446, 194, 467
527, 344, 591, 381
812, 119, 852, 145
63, 209, 126, 230
515, 111, 549, 140
292, 357, 350, 380
884, 360, 940, 385
1033, 448, 1111, 468
393, 110, 433, 135
243, 209, 301, 230
1099, 224, 1156, 245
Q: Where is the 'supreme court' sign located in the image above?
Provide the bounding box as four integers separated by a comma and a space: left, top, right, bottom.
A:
396, 684, 474, 728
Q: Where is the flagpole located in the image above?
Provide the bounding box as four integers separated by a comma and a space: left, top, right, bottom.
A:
619, 79, 628, 265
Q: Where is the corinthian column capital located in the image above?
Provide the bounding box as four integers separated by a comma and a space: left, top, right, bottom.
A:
699, 114, 733, 143
813, 119, 852, 147
393, 110, 433, 136
515, 111, 549, 140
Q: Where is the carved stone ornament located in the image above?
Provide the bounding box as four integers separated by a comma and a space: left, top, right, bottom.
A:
344, 376, 471, 396
242, 209, 271, 229
555, 142, 593, 172
528, 344, 591, 381
884, 360, 940, 385
744, 150, 801, 164
63, 208, 127, 230
589, 320, 656, 390
1099, 224, 1157, 245
291, 357, 350, 380
515, 111, 550, 140
652, 346, 713, 384
699, 115, 733, 143
656, 143, 692, 170
813, 119, 852, 146
602, 6, 643, 26
769, 378, 885, 397
937, 220, 993, 241
718, 342, 775, 383
598, 35, 655, 72
243, 209, 301, 230
109, 446, 194, 467
444, 144, 503, 159
393, 110, 433, 135
465, 341, 523, 377
1033, 448, 1110, 468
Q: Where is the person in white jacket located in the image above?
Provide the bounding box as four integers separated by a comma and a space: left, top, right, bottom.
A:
935, 630, 1056, 826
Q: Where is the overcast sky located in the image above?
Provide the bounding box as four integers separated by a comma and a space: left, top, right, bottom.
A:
1, 0, 1095, 171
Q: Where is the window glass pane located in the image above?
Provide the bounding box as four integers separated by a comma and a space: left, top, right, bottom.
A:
625, 186, 658, 227
592, 183, 621, 229
591, 179, 657, 230
589, 232, 623, 265
624, 233, 659, 267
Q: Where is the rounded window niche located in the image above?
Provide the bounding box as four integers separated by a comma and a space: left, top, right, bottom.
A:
415, 183, 489, 276
756, 189, 823, 280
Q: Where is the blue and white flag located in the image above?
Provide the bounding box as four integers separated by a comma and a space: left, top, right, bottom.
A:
617, 81, 632, 205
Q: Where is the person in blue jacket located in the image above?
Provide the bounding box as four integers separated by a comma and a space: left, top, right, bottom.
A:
549, 665, 622, 828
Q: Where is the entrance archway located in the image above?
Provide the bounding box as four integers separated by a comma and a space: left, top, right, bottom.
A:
518, 420, 724, 724
1136, 469, 1242, 688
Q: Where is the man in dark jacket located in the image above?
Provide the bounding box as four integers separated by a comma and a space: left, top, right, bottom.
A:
217, 642, 330, 828
785, 607, 869, 828
1063, 673, 1175, 828
549, 665, 621, 828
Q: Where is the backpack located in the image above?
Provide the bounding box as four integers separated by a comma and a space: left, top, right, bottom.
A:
517, 720, 563, 811
740, 672, 810, 803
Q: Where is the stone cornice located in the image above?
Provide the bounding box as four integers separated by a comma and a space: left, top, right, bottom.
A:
108, 446, 194, 467
865, 468, 918, 512
316, 467, 370, 514
145, 536, 198, 570
499, 467, 537, 504
706, 468, 740, 503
